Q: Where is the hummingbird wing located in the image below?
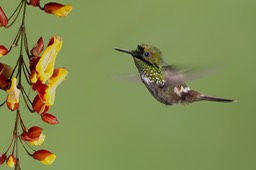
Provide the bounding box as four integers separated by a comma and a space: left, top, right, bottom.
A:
162, 65, 218, 86
162, 65, 186, 87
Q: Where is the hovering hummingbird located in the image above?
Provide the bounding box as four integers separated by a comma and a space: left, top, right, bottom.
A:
115, 44, 236, 105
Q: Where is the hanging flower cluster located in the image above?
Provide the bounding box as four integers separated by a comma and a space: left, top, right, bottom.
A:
0, 0, 72, 169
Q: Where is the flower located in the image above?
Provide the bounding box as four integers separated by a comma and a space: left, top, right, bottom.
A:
30, 35, 62, 84
32, 94, 49, 114
6, 155, 16, 167
35, 68, 69, 106
22, 126, 43, 143
0, 45, 8, 57
41, 113, 59, 124
29, 133, 46, 146
0, 153, 6, 165
0, 6, 8, 27
33, 150, 56, 165
43, 3, 72, 17
6, 77, 20, 111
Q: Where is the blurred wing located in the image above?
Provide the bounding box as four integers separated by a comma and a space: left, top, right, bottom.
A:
113, 74, 142, 83
162, 65, 185, 87
162, 65, 218, 86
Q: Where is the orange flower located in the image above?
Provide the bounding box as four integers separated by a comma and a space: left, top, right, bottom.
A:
0, 45, 8, 57
44, 3, 72, 17
6, 155, 16, 167
31, 35, 62, 83
33, 150, 56, 165
6, 77, 20, 111
0, 6, 8, 27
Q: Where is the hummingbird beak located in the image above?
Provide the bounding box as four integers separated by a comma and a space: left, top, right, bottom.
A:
114, 47, 156, 67
114, 48, 134, 56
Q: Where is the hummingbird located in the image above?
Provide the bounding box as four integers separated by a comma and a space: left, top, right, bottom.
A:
115, 44, 236, 105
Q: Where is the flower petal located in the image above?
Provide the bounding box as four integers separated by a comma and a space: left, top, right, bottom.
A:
6, 155, 16, 167
36, 35, 62, 83
44, 3, 72, 17
29, 133, 46, 146
27, 126, 43, 139
6, 77, 20, 111
32, 95, 49, 114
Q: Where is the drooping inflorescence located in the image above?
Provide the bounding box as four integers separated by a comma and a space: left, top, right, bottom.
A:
0, 0, 72, 169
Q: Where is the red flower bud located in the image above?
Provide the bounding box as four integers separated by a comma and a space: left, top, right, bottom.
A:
30, 37, 44, 57
41, 113, 59, 124
0, 6, 8, 27
27, 126, 43, 139
29, 0, 40, 6
33, 149, 56, 165
44, 3, 72, 17
0, 153, 6, 165
0, 45, 8, 57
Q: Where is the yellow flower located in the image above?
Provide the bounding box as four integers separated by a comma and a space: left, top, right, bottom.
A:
33, 150, 56, 165
35, 35, 62, 83
37, 68, 68, 106
6, 155, 16, 167
44, 3, 72, 17
29, 133, 46, 146
6, 77, 20, 111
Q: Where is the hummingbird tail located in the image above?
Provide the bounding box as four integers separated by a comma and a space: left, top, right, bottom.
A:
200, 95, 236, 102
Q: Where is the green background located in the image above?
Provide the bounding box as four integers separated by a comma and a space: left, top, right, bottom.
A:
0, 0, 255, 169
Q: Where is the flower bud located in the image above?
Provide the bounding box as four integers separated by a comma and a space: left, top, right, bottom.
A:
6, 155, 16, 167
29, 0, 40, 7
27, 126, 43, 139
30, 37, 44, 57
41, 113, 59, 124
6, 77, 20, 111
44, 3, 72, 17
0, 153, 6, 165
0, 6, 8, 27
33, 150, 56, 165
0, 45, 8, 57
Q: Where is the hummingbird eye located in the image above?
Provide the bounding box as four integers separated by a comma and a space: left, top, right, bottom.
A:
144, 52, 150, 57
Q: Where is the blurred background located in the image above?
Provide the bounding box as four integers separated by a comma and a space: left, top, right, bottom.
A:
0, 0, 255, 169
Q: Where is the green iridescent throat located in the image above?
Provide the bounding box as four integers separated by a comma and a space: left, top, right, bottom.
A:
135, 60, 165, 85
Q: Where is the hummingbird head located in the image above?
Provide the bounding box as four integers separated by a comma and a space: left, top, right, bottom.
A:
115, 44, 165, 70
